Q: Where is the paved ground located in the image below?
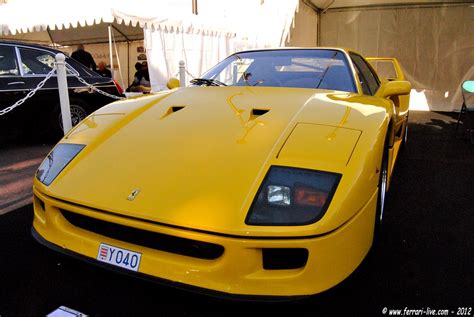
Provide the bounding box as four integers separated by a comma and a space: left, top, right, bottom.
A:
0, 144, 52, 215
0, 111, 472, 316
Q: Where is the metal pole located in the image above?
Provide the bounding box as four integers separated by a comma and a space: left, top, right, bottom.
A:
127, 41, 130, 87
55, 53, 72, 134
108, 25, 114, 79
179, 60, 186, 87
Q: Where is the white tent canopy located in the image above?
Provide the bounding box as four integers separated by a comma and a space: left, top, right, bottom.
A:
141, 0, 301, 90
0, 22, 144, 46
0, 0, 239, 91
0, 0, 232, 44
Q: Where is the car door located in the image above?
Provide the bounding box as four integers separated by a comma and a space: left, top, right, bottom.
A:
16, 46, 64, 134
366, 57, 410, 122
17, 46, 59, 97
351, 54, 409, 146
0, 44, 28, 140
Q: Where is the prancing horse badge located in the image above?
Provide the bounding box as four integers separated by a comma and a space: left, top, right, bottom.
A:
127, 189, 140, 201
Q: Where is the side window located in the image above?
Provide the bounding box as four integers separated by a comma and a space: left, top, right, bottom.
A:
368, 59, 398, 81
350, 53, 380, 95
19, 48, 55, 75
0, 45, 20, 76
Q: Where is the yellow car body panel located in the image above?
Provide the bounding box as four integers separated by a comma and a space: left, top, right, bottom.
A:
278, 123, 362, 165
36, 87, 389, 237
32, 48, 411, 298
33, 186, 377, 297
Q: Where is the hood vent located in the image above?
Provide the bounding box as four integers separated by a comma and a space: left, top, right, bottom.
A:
250, 108, 269, 121
161, 106, 185, 119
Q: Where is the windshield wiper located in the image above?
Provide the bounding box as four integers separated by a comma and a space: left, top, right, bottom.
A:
315, 51, 338, 89
190, 78, 227, 86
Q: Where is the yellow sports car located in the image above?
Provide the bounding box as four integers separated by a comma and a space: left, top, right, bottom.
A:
32, 48, 411, 299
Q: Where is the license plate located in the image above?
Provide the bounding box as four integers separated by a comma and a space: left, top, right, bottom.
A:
96, 243, 142, 272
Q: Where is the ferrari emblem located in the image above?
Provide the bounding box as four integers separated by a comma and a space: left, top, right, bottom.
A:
127, 189, 140, 201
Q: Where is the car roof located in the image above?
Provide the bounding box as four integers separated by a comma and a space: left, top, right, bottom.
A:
0, 40, 65, 55
232, 47, 351, 55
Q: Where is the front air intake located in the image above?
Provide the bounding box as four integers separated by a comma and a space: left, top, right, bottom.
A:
262, 248, 308, 270
60, 209, 224, 260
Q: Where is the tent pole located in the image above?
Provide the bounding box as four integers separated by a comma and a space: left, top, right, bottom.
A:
108, 25, 114, 79
111, 24, 131, 42
46, 27, 55, 47
302, 0, 321, 46
112, 33, 126, 90
127, 41, 130, 87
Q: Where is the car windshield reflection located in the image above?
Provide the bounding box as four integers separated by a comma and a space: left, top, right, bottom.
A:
198, 49, 357, 92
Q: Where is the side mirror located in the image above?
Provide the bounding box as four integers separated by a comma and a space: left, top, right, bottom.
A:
167, 78, 180, 89
377, 80, 411, 99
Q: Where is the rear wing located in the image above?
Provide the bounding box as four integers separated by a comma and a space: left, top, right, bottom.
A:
366, 58, 405, 81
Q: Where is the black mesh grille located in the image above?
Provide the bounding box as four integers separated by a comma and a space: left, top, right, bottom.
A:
61, 210, 224, 260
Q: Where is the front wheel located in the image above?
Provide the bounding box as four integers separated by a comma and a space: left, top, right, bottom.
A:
49, 99, 89, 140
61, 102, 88, 129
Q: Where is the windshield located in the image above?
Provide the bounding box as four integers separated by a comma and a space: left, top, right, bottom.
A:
199, 49, 357, 92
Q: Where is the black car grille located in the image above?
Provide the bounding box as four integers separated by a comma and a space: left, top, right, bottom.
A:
60, 209, 224, 260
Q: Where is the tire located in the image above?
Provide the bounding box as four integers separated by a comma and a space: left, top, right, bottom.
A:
61, 102, 88, 129
49, 99, 89, 140
374, 139, 389, 240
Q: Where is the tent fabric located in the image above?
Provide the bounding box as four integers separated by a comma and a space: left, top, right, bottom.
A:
0, 22, 145, 46
0, 0, 238, 93
230, 0, 300, 49
320, 4, 474, 111
142, 0, 300, 91
0, 0, 303, 93
113, 9, 234, 37
144, 27, 234, 91
0, 0, 114, 35
0, 0, 235, 41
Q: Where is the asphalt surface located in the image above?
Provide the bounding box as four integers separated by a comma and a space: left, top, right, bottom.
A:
0, 111, 473, 316
0, 144, 52, 215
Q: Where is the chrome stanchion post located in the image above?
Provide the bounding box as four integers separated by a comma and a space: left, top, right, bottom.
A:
179, 60, 186, 87
55, 53, 72, 134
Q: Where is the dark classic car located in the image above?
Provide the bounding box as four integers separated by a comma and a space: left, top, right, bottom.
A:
0, 41, 123, 143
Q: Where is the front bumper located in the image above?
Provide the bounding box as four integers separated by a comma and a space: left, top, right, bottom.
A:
32, 186, 377, 298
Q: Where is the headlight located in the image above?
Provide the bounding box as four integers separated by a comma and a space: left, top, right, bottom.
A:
36, 143, 85, 186
246, 166, 341, 226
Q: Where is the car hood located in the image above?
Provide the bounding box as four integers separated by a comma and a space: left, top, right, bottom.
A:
41, 86, 387, 237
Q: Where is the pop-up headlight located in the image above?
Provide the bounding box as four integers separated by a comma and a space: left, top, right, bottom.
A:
36, 143, 85, 186
246, 166, 341, 226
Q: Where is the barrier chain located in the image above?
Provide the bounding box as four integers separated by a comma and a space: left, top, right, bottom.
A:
0, 68, 126, 118
185, 70, 196, 79
72, 74, 125, 101
175, 70, 197, 80
0, 68, 56, 117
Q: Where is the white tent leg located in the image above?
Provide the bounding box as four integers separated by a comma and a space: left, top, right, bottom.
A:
113, 36, 125, 90
108, 25, 114, 79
